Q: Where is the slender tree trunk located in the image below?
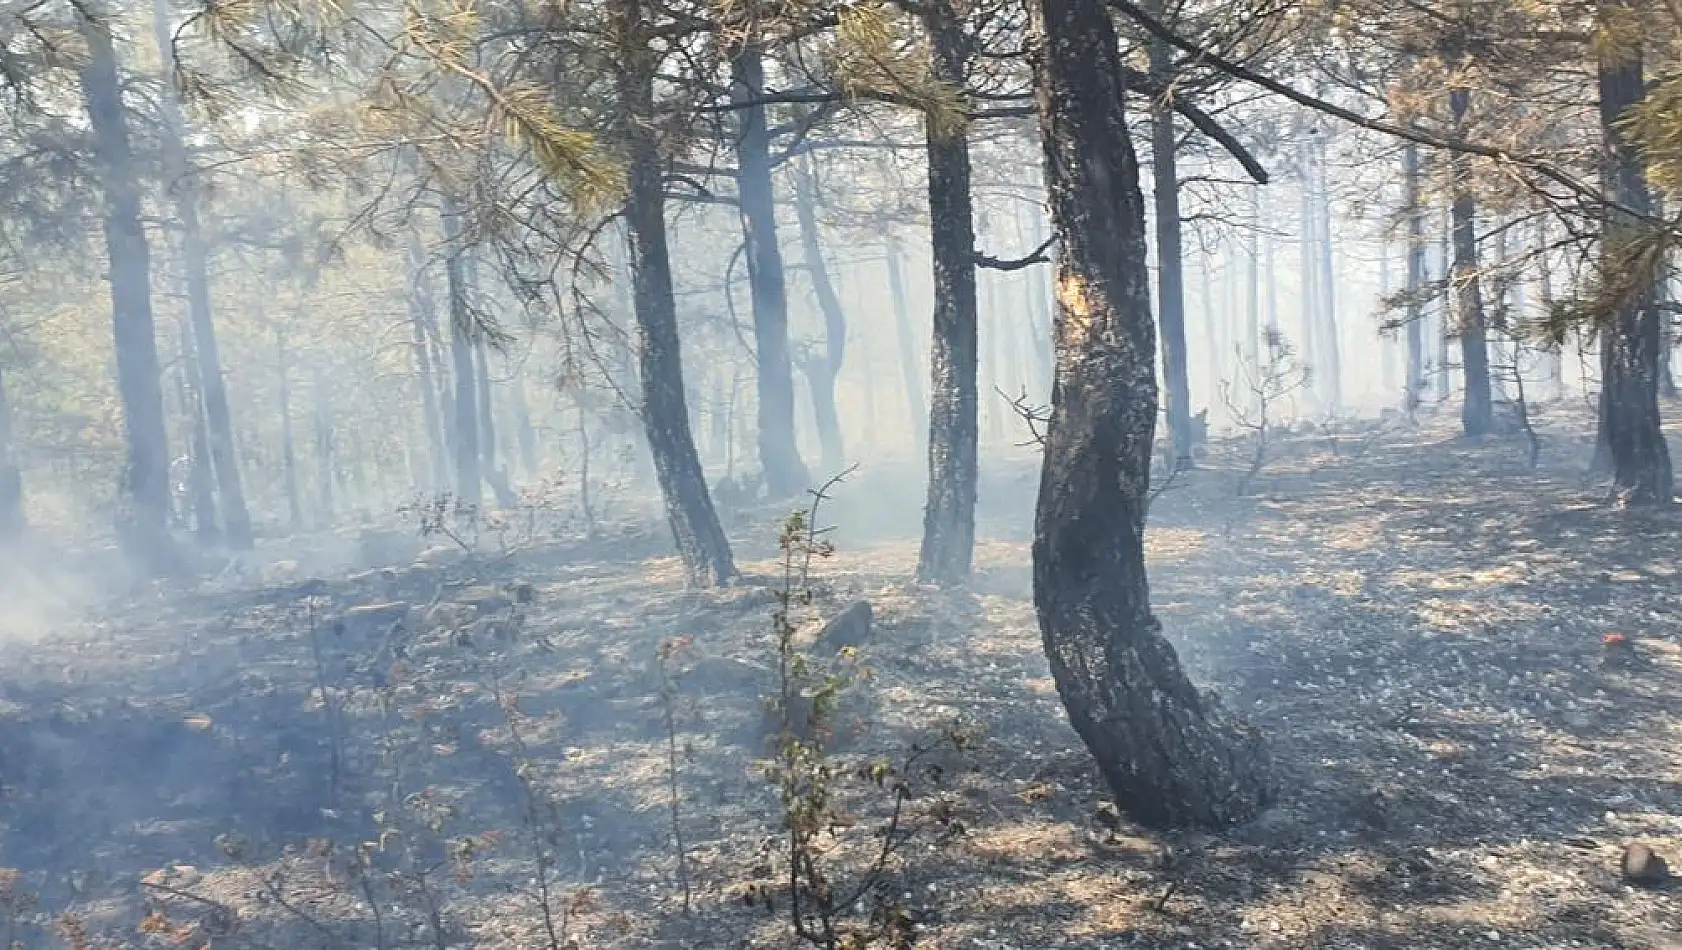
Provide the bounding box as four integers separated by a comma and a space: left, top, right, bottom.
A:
731, 44, 807, 498
1448, 89, 1494, 436
1297, 134, 1319, 406
78, 9, 173, 564
1022, 204, 1056, 398
0, 366, 22, 538
983, 271, 1006, 445
152, 0, 251, 549
1148, 23, 1194, 469
917, 0, 981, 585
474, 337, 515, 506
1313, 135, 1342, 414
1436, 211, 1452, 401
406, 234, 449, 491
509, 373, 539, 477
1026, 0, 1272, 829
441, 208, 483, 510
1245, 188, 1261, 372
276, 327, 301, 530
1404, 145, 1427, 414
178, 320, 219, 544
312, 369, 335, 527
1596, 8, 1672, 504
614, 0, 736, 585
792, 156, 848, 473
885, 235, 928, 455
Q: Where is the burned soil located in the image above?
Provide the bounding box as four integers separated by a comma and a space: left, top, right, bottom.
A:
1, 405, 1679, 949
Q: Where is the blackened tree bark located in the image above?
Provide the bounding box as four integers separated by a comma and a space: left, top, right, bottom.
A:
152, 0, 251, 549
1404, 143, 1426, 413
731, 44, 808, 498
1596, 6, 1672, 505
885, 235, 928, 454
1145, 2, 1194, 470
1026, 0, 1272, 828
614, 0, 736, 585
441, 208, 483, 510
916, 0, 981, 585
0, 366, 21, 538
1448, 88, 1493, 436
793, 156, 848, 473
78, 8, 174, 564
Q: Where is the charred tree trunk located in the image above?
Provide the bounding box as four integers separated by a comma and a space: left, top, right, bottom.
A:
441, 209, 483, 511
885, 235, 928, 454
406, 234, 449, 491
78, 9, 173, 564
152, 0, 250, 549
1147, 20, 1194, 470
1448, 89, 1494, 436
1404, 144, 1426, 414
0, 366, 21, 539
916, 0, 981, 585
1026, 0, 1272, 828
793, 156, 848, 474
508, 373, 539, 477
276, 326, 301, 530
1596, 10, 1673, 504
731, 44, 807, 498
614, 0, 736, 585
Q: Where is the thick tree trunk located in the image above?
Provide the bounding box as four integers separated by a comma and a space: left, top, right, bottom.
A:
1404, 144, 1426, 413
276, 327, 302, 530
916, 0, 981, 585
1026, 0, 1272, 829
78, 10, 174, 564
1447, 89, 1494, 436
731, 44, 807, 498
152, 0, 251, 549
441, 209, 483, 510
793, 156, 848, 473
885, 235, 928, 454
1147, 27, 1194, 470
0, 366, 22, 538
615, 0, 736, 585
405, 234, 449, 491
1596, 13, 1673, 504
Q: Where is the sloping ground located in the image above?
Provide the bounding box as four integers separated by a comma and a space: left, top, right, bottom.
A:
0, 406, 1679, 949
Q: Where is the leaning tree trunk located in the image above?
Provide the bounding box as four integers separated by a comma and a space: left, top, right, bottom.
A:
1404, 143, 1426, 414
1448, 88, 1494, 436
1026, 0, 1272, 829
884, 235, 928, 455
78, 9, 174, 565
1596, 7, 1673, 504
614, 0, 736, 585
1146, 17, 1195, 470
153, 0, 251, 549
0, 365, 22, 538
731, 43, 808, 498
793, 155, 848, 474
916, 0, 981, 585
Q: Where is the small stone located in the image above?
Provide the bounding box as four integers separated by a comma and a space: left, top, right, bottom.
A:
1621, 842, 1671, 886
